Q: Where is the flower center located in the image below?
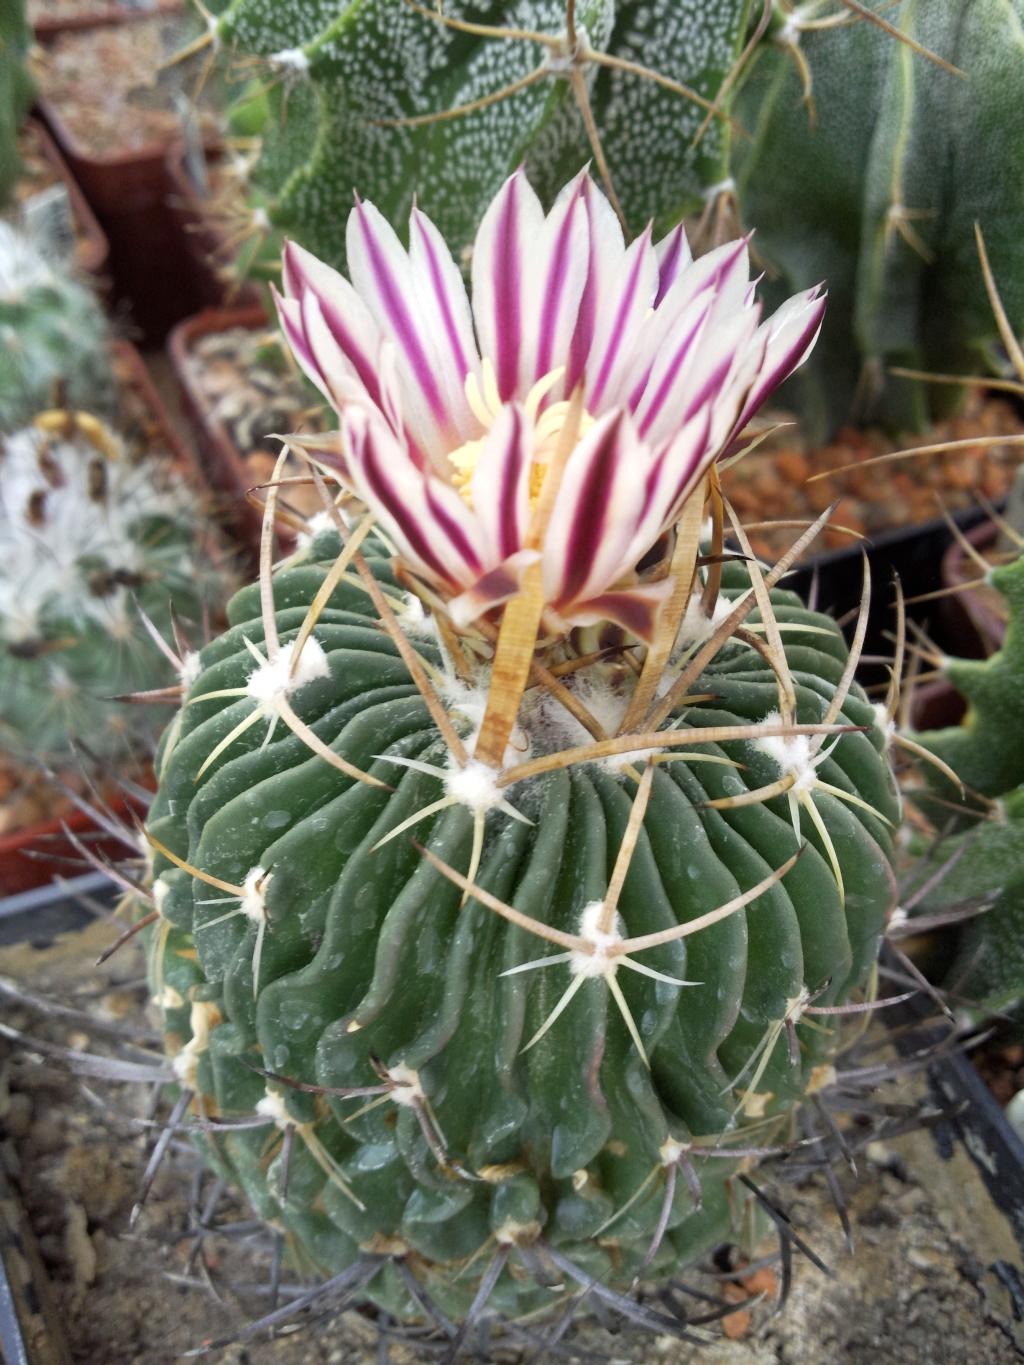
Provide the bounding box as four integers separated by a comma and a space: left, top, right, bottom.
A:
449, 358, 595, 507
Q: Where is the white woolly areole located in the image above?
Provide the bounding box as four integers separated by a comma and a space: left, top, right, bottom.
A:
444, 683, 531, 769
872, 702, 896, 745
385, 1063, 424, 1108
179, 651, 202, 690
256, 1089, 293, 1130
152, 875, 170, 914
444, 761, 505, 815
569, 901, 623, 979
675, 589, 734, 651
245, 637, 329, 706
172, 1001, 220, 1089
752, 708, 819, 795
270, 46, 310, 72
239, 866, 271, 922
659, 1136, 688, 1166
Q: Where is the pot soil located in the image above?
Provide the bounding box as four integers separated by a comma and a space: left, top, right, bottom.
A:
168, 308, 332, 558
725, 389, 1022, 562
6, 118, 108, 278
29, 0, 181, 41
34, 11, 217, 340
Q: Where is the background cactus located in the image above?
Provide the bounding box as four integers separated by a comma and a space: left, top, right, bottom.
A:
0, 413, 226, 767
905, 550, 1024, 1011
733, 0, 1024, 437
0, 223, 114, 430
143, 524, 899, 1322
195, 0, 1024, 436
0, 0, 33, 205
200, 0, 752, 265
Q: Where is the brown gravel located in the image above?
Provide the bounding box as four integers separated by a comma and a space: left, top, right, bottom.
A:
726, 391, 1023, 559
38, 16, 217, 158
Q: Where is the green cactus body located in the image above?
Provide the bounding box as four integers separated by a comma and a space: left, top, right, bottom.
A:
0, 419, 223, 763
733, 0, 1024, 436
910, 554, 1024, 1009
0, 224, 114, 429
212, 0, 751, 267
145, 533, 897, 1318
0, 0, 33, 205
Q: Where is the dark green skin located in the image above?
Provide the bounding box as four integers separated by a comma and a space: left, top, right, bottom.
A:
147, 534, 897, 1320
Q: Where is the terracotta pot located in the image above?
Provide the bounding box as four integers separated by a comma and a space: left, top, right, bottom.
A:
0, 795, 142, 898
941, 520, 1007, 656
22, 117, 109, 280
167, 304, 275, 564
164, 140, 263, 312
30, 0, 181, 42
34, 9, 208, 341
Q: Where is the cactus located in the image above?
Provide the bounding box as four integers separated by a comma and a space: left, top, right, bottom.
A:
196, 1, 1024, 438
0, 0, 33, 205
0, 413, 226, 766
141, 171, 899, 1327
904, 551, 1024, 1011
201, 0, 752, 268
732, 0, 1024, 437
0, 223, 115, 430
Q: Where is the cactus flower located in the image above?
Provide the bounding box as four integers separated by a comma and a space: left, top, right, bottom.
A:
276, 170, 824, 639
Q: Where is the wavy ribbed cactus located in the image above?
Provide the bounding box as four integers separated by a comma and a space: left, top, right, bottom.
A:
0, 224, 114, 429
204, 0, 751, 266
0, 414, 226, 764
141, 171, 898, 1329
733, 0, 1024, 436
907, 552, 1024, 1009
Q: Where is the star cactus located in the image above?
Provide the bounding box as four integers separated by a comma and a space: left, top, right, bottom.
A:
142, 168, 899, 1336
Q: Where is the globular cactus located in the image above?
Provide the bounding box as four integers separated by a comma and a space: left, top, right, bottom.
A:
732, 0, 1024, 437
0, 413, 225, 765
904, 550, 1024, 1011
0, 0, 33, 205
198, 0, 752, 268
0, 223, 114, 430
142, 171, 899, 1329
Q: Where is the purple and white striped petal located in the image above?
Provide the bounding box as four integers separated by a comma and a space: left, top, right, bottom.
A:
561, 580, 675, 642
653, 222, 692, 306
584, 225, 659, 415
342, 408, 486, 592
543, 410, 658, 615
471, 171, 545, 403
730, 285, 827, 438
408, 206, 482, 438
448, 549, 541, 629
347, 199, 470, 470
564, 174, 626, 396
522, 174, 590, 397
469, 405, 533, 563
281, 241, 386, 415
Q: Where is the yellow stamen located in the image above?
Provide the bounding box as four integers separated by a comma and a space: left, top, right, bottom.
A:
450, 363, 594, 507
